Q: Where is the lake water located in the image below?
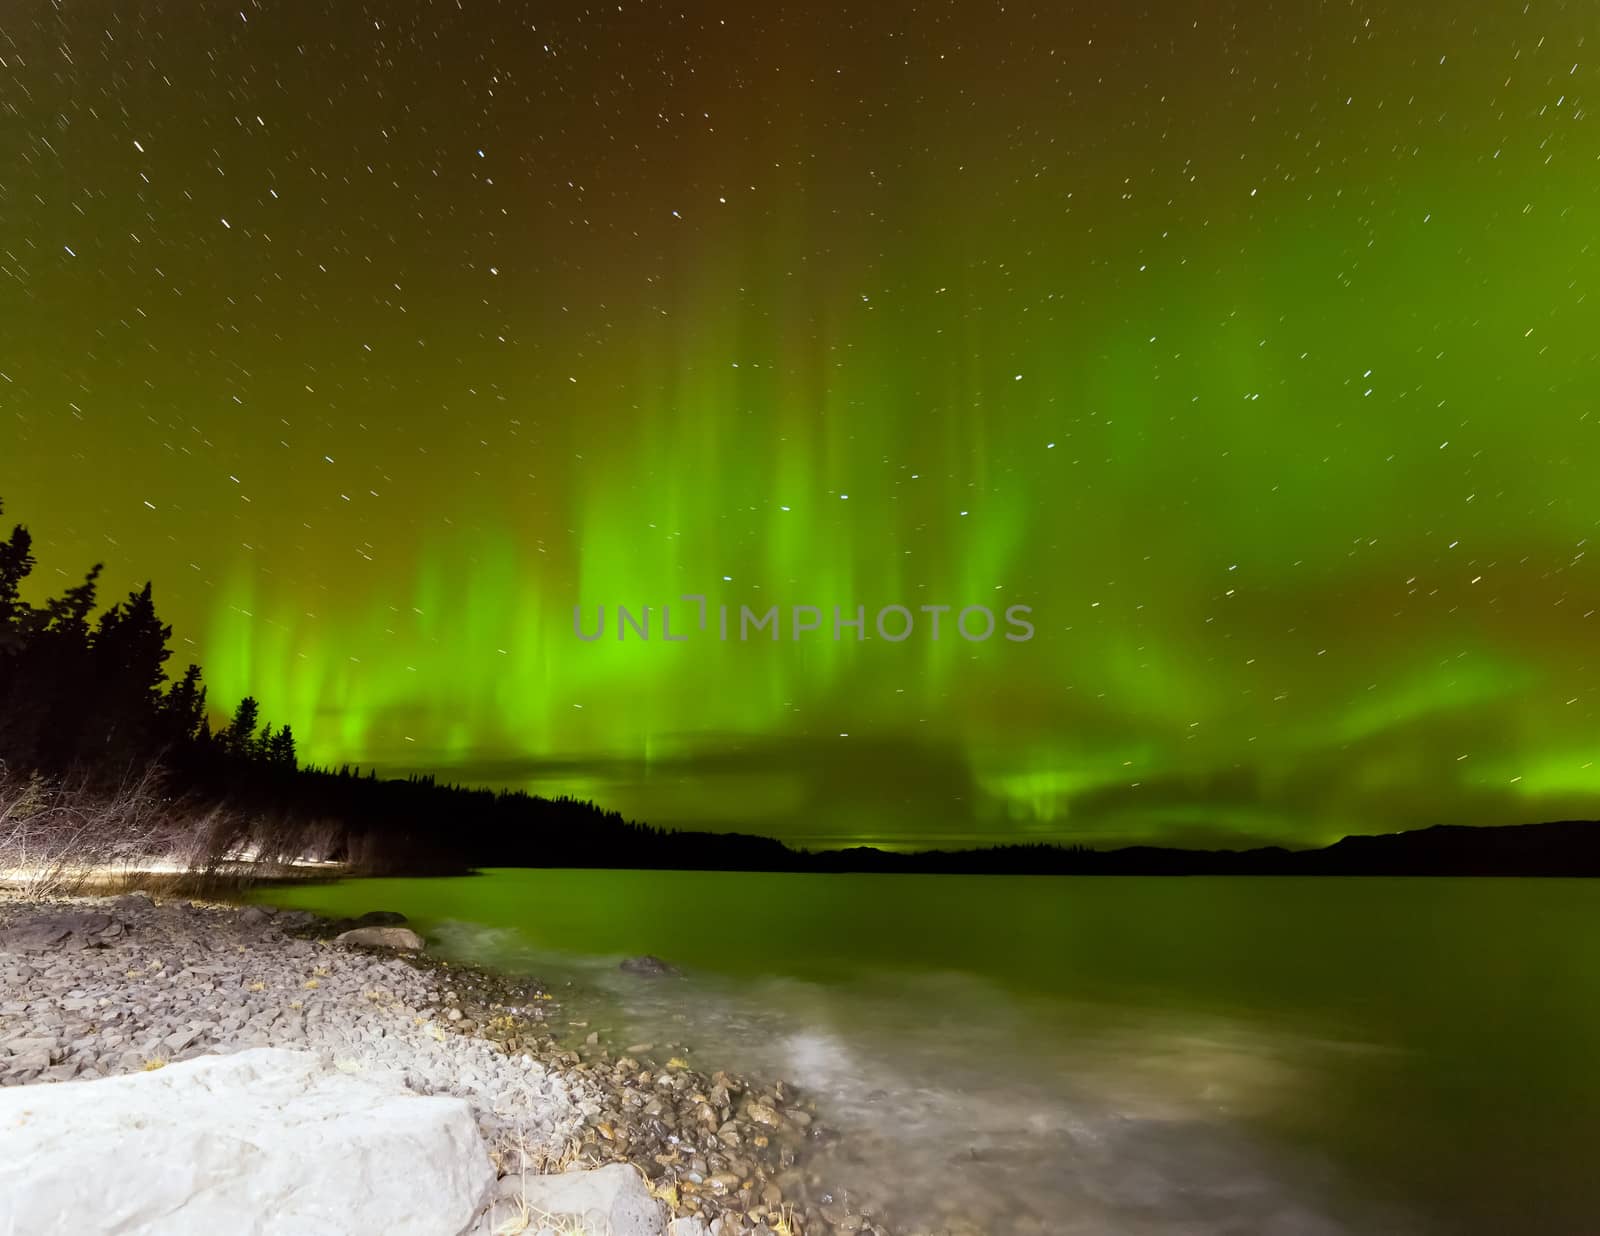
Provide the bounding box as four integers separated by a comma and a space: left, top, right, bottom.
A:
255, 872, 1600, 1234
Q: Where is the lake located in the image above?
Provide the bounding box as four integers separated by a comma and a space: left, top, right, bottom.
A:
254, 872, 1600, 1234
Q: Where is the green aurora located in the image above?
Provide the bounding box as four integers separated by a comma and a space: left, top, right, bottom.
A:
4, 1, 1600, 848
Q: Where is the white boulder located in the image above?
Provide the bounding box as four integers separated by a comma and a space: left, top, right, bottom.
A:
0, 1048, 493, 1235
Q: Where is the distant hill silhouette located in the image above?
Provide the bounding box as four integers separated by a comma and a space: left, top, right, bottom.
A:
187, 795, 1600, 877
781, 820, 1600, 877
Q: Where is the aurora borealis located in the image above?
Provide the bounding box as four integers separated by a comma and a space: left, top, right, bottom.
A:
3, 1, 1599, 849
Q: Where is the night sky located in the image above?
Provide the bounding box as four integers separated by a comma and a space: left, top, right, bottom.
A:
3, 1, 1599, 849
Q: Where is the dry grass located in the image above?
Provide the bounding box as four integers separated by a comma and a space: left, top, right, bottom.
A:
0, 763, 179, 896
481, 1125, 616, 1236
487, 1196, 613, 1236
0, 762, 345, 898
489, 1127, 594, 1179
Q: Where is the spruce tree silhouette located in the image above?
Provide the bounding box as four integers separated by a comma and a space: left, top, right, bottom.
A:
0, 498, 34, 649
265, 725, 298, 770
162, 664, 209, 747
5, 564, 101, 769
91, 582, 174, 763
223, 697, 262, 759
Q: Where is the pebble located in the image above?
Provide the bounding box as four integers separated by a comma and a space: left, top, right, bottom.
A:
0, 893, 588, 1168
0, 892, 890, 1236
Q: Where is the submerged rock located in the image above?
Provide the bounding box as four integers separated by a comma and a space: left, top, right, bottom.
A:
0, 1047, 494, 1235
352, 910, 408, 927
335, 925, 425, 950
619, 954, 679, 977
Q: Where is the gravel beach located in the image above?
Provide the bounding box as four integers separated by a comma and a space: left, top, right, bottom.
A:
0, 890, 878, 1236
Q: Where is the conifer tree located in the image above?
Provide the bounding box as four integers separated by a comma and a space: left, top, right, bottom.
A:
224, 696, 262, 758
266, 724, 298, 769
162, 663, 208, 745
0, 497, 35, 642
91, 582, 175, 759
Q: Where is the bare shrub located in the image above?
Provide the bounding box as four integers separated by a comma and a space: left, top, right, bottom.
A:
0, 762, 176, 896
0, 762, 351, 896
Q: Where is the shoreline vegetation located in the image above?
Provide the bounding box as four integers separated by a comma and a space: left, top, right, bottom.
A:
0, 886, 885, 1236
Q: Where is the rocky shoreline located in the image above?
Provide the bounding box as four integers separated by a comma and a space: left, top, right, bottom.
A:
0, 890, 895, 1236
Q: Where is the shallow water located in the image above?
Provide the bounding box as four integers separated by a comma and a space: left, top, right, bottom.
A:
255, 872, 1600, 1233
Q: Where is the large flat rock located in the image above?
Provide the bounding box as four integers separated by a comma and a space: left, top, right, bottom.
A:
0, 1048, 494, 1235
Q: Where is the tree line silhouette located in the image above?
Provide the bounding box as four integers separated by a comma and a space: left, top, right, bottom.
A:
0, 495, 299, 781
0, 493, 761, 877
4, 493, 1594, 881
